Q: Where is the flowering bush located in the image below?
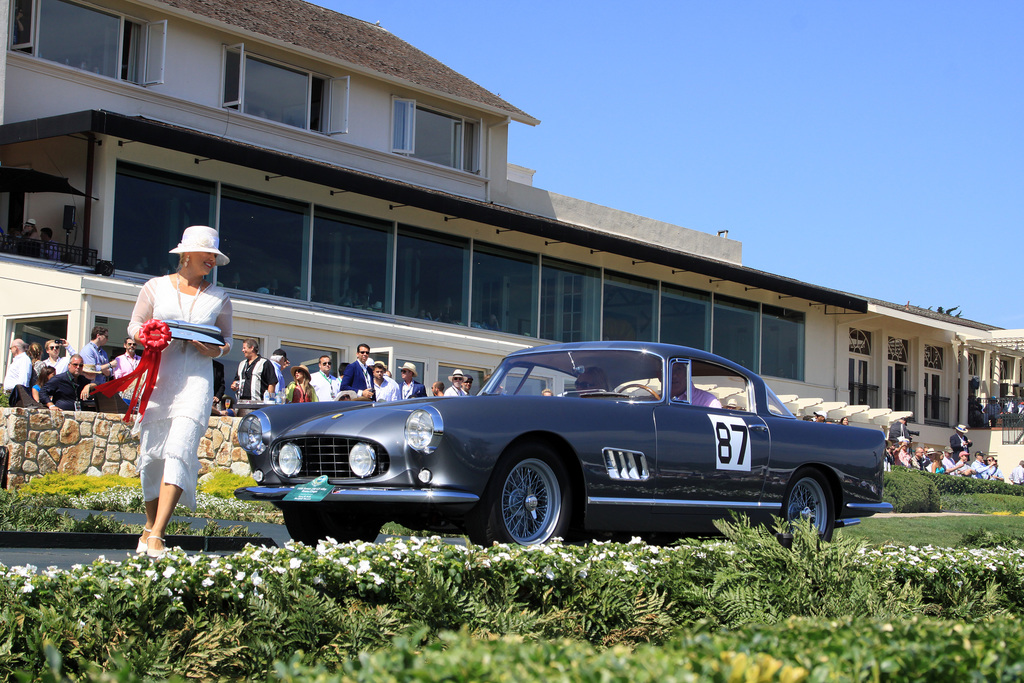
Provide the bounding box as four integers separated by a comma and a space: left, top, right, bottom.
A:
6, 519, 1024, 678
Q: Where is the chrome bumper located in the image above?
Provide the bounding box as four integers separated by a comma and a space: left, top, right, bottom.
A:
235, 485, 479, 505
844, 501, 893, 517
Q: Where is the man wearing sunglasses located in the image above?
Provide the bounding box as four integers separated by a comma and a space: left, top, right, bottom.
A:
310, 354, 341, 400
39, 354, 96, 411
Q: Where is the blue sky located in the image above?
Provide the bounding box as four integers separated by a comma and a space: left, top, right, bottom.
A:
322, 1, 1023, 329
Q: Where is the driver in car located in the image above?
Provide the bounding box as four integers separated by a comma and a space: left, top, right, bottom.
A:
574, 366, 608, 392
670, 364, 722, 408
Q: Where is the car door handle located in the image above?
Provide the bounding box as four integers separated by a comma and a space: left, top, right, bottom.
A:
749, 425, 768, 432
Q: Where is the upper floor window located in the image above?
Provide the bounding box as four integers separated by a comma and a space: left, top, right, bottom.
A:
223, 44, 348, 133
392, 99, 479, 172
11, 0, 165, 84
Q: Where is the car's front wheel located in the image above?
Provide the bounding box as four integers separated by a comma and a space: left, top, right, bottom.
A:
782, 469, 835, 541
467, 442, 571, 546
279, 504, 382, 546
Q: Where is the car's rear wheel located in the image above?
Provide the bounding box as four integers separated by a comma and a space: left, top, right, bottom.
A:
279, 504, 382, 546
782, 469, 835, 541
467, 442, 571, 546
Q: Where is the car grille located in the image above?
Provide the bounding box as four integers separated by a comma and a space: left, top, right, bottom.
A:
603, 448, 650, 481
278, 437, 391, 479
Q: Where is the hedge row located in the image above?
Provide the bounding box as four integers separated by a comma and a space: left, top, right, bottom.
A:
5, 518, 1024, 679
17, 616, 1024, 682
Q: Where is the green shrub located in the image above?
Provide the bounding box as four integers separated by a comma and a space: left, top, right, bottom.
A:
19, 472, 140, 497
883, 468, 940, 512
198, 470, 257, 499
926, 470, 1024, 497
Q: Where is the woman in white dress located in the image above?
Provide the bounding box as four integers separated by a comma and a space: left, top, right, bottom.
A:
128, 226, 233, 558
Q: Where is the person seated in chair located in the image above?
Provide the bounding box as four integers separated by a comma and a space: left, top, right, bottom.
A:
39, 354, 96, 411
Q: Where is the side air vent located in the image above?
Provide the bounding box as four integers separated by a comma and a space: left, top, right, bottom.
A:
603, 448, 650, 481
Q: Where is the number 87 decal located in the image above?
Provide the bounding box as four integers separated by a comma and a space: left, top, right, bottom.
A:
707, 414, 752, 472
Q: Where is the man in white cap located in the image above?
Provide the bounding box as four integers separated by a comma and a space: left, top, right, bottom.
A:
444, 369, 469, 396
398, 361, 426, 399
21, 218, 38, 239
950, 424, 972, 457
813, 410, 827, 423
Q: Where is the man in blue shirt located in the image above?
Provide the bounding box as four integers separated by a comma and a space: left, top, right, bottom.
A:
80, 326, 112, 385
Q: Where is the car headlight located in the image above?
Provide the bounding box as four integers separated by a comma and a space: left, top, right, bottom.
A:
277, 442, 302, 477
237, 413, 270, 455
349, 442, 377, 478
406, 408, 444, 453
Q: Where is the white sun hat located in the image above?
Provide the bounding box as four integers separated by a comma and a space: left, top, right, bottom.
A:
169, 225, 230, 266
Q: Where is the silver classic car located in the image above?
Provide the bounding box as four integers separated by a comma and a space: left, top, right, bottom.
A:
235, 342, 891, 545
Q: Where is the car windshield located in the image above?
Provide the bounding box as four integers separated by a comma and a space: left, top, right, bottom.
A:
481, 349, 664, 401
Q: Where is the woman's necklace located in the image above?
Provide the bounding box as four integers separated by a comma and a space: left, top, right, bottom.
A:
175, 273, 208, 323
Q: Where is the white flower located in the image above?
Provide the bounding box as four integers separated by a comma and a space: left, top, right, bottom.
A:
357, 560, 371, 574
289, 558, 302, 570
235, 571, 246, 581
21, 583, 33, 594
201, 578, 214, 588
162, 566, 176, 579
251, 574, 263, 587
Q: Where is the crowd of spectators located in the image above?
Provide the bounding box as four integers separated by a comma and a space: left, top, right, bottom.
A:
882, 421, 1014, 483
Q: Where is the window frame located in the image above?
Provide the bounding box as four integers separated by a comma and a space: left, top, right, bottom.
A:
390, 97, 481, 172
222, 42, 343, 133
11, 0, 166, 86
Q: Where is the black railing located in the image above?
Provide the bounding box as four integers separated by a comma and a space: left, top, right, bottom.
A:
1003, 414, 1024, 445
0, 235, 97, 267
923, 395, 950, 426
849, 382, 879, 407
888, 388, 917, 416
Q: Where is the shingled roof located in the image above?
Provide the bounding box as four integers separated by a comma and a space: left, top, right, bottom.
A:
153, 0, 536, 123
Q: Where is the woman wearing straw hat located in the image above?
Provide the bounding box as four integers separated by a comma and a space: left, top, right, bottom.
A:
129, 225, 233, 558
285, 364, 318, 403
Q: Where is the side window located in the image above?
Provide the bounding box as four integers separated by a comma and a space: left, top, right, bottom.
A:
668, 359, 691, 403
671, 359, 752, 411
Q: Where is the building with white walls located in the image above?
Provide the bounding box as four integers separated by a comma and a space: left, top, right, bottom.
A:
0, 0, 1021, 453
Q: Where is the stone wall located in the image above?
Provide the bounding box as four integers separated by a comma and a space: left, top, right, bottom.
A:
1, 408, 250, 488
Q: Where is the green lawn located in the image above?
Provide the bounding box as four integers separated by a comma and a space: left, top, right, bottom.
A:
840, 512, 1024, 547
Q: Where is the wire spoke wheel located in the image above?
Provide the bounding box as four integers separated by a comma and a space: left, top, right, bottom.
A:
500, 458, 560, 544
783, 470, 835, 540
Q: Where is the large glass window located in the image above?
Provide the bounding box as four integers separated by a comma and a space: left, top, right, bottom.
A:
471, 243, 538, 336
603, 271, 657, 341
218, 188, 309, 300
310, 210, 392, 311
36, 0, 119, 77
540, 258, 600, 342
112, 164, 216, 277
660, 284, 710, 350
223, 46, 334, 131
713, 295, 760, 371
16, 0, 165, 84
760, 305, 804, 380
395, 226, 468, 325
391, 100, 479, 172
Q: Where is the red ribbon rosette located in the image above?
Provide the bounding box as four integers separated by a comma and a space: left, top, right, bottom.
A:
95, 319, 171, 422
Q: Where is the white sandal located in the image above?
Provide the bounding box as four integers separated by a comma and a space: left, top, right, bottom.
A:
136, 528, 153, 555
146, 536, 167, 559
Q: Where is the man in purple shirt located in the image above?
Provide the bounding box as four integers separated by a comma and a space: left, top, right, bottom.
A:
670, 363, 722, 408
